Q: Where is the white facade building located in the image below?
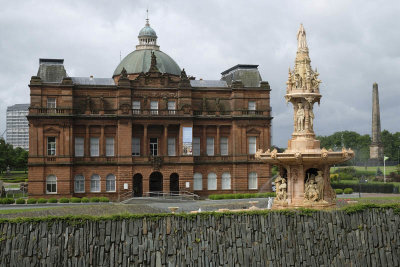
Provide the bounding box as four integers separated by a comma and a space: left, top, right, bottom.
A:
6, 104, 29, 150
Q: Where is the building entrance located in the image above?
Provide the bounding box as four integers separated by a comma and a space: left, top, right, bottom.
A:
133, 173, 143, 197
149, 172, 163, 192
170, 173, 179, 193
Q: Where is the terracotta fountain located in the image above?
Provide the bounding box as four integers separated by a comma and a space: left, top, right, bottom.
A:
256, 25, 354, 209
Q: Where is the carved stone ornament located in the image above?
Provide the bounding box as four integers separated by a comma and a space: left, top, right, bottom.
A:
120, 104, 131, 114
121, 67, 128, 78
149, 51, 159, 72
270, 149, 278, 159
149, 156, 163, 170
180, 68, 188, 80
321, 147, 328, 159
342, 147, 349, 158
294, 151, 302, 160
275, 175, 288, 201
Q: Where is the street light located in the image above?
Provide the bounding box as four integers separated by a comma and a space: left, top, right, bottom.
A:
384, 156, 389, 183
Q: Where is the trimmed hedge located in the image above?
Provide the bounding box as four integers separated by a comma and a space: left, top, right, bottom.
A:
332, 183, 395, 193
27, 198, 37, 204
99, 197, 109, 203
344, 188, 354, 194
15, 198, 25, 204
48, 198, 58, 203
81, 197, 89, 203
59, 198, 70, 203
335, 189, 343, 194
209, 192, 276, 200
70, 197, 81, 203
0, 198, 15, 204
90, 197, 100, 203
37, 198, 48, 204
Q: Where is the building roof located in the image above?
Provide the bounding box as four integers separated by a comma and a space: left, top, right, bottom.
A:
190, 80, 228, 88
7, 104, 30, 111
71, 77, 115, 86
113, 49, 181, 76
37, 58, 68, 83
221, 64, 262, 87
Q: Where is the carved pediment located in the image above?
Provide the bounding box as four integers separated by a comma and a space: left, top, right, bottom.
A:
44, 126, 60, 134
246, 128, 261, 135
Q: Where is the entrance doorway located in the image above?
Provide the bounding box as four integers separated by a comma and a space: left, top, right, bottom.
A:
133, 173, 143, 197
149, 172, 163, 192
170, 173, 179, 193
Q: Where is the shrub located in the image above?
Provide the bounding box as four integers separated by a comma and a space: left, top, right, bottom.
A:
15, 198, 26, 204
331, 183, 395, 193
90, 197, 100, 203
70, 197, 81, 203
81, 197, 89, 203
0, 198, 15, 204
335, 189, 343, 194
59, 198, 70, 203
338, 173, 354, 180
48, 198, 58, 203
27, 198, 37, 204
99, 197, 109, 203
244, 193, 253, 199
344, 188, 354, 194
37, 198, 48, 204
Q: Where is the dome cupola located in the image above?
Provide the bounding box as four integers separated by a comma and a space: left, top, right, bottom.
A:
136, 16, 159, 51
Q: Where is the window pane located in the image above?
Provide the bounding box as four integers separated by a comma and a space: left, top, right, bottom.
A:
91, 174, 100, 192
47, 98, 56, 109
75, 137, 84, 157
132, 137, 140, 156
47, 137, 56, 156
248, 101, 256, 110
193, 173, 202, 190
132, 101, 141, 114
168, 101, 176, 114
222, 172, 231, 190
150, 101, 158, 114
46, 175, 57, 193
193, 137, 200, 156
90, 137, 99, 157
248, 172, 258, 189
75, 175, 85, 193
106, 137, 114, 157
168, 137, 176, 156
106, 174, 116, 192
248, 137, 256, 155
150, 138, 158, 156
207, 173, 217, 190
206, 137, 214, 156
220, 137, 228, 156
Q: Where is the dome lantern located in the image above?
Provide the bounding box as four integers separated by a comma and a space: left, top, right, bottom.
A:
136, 12, 159, 51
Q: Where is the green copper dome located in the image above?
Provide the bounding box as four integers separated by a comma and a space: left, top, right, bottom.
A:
113, 49, 181, 76
138, 25, 157, 38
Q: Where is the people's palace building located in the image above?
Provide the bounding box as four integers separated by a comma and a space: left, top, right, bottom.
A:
28, 19, 272, 199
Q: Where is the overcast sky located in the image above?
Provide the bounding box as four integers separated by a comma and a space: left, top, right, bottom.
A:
0, 0, 399, 147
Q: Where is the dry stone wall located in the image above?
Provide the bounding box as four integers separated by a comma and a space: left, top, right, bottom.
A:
0, 209, 399, 266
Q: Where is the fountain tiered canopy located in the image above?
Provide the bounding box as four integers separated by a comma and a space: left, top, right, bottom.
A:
255, 24, 354, 209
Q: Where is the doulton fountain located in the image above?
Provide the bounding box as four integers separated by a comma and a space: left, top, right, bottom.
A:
256, 25, 354, 209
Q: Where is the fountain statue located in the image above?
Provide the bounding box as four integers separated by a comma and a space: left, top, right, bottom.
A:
256, 24, 354, 209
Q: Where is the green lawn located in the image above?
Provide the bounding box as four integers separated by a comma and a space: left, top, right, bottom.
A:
0, 207, 56, 215
0, 171, 28, 183
331, 165, 398, 174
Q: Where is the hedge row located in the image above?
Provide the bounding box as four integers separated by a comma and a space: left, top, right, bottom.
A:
0, 197, 110, 205
331, 183, 395, 193
335, 188, 354, 194
209, 192, 276, 200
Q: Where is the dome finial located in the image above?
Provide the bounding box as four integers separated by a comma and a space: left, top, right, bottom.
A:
146, 9, 149, 26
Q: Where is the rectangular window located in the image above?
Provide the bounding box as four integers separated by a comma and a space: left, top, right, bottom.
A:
248, 172, 258, 189
150, 138, 158, 156
248, 101, 256, 111
47, 137, 56, 156
168, 137, 176, 156
132, 137, 140, 156
90, 137, 99, 157
47, 98, 56, 109
206, 137, 214, 156
150, 101, 158, 115
193, 137, 200, 156
168, 101, 176, 114
220, 137, 228, 156
248, 136, 256, 155
106, 137, 114, 157
75, 137, 84, 157
132, 100, 141, 114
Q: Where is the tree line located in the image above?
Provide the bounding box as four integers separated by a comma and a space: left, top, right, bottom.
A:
0, 138, 28, 173
316, 130, 400, 165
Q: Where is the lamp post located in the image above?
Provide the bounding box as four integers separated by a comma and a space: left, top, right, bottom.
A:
384, 156, 389, 183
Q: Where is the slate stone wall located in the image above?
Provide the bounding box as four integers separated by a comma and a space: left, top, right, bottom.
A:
0, 209, 399, 266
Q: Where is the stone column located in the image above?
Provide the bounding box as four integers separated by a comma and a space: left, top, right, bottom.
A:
143, 124, 148, 156
216, 126, 220, 155
370, 82, 383, 161
100, 126, 104, 156
163, 124, 168, 156
85, 125, 90, 156
202, 126, 207, 156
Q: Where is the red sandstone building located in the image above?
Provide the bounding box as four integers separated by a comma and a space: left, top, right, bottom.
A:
27, 19, 272, 199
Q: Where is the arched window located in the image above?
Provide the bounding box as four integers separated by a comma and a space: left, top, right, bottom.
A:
90, 174, 101, 192
193, 173, 202, 190
248, 172, 258, 190
106, 174, 116, 192
222, 172, 231, 190
207, 172, 217, 190
74, 175, 85, 193
46, 175, 57, 194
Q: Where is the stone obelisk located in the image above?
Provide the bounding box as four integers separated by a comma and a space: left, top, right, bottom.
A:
369, 82, 383, 163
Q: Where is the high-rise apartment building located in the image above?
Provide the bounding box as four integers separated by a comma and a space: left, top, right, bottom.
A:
6, 104, 30, 150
